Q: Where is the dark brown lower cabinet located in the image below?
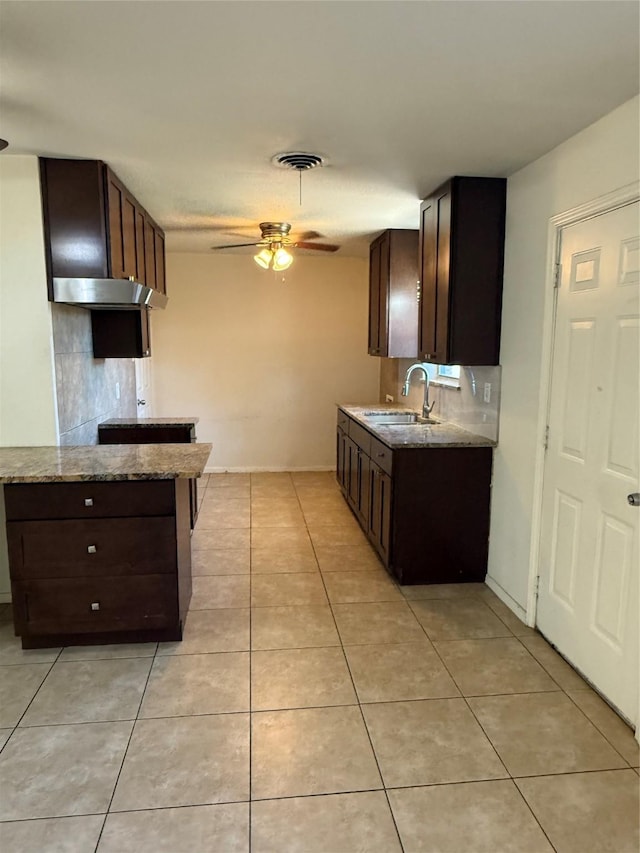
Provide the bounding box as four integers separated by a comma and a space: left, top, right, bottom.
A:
337, 409, 493, 585
4, 478, 191, 649
98, 423, 199, 530
369, 463, 391, 563
336, 426, 347, 492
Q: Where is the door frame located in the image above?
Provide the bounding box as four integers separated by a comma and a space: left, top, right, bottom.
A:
526, 180, 640, 629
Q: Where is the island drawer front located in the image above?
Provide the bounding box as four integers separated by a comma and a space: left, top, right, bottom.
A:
7, 517, 176, 579
348, 421, 372, 456
4, 480, 175, 521
13, 575, 177, 635
369, 437, 393, 475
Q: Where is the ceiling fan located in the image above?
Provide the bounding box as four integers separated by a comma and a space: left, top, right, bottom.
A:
212, 222, 339, 270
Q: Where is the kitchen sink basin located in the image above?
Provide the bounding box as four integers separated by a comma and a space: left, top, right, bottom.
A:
364, 412, 436, 425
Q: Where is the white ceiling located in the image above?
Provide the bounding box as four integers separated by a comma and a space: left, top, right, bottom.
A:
1, 1, 638, 256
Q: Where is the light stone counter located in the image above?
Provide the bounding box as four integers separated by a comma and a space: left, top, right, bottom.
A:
339, 404, 496, 449
0, 443, 212, 483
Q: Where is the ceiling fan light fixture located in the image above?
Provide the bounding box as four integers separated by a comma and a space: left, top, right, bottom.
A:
254, 247, 272, 269
272, 247, 293, 271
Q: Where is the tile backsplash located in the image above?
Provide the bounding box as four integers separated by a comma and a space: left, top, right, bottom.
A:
52, 304, 137, 445
379, 358, 501, 441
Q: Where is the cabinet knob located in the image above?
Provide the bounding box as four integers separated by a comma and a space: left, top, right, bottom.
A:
87, 545, 97, 554
90, 602, 100, 611
84, 498, 93, 507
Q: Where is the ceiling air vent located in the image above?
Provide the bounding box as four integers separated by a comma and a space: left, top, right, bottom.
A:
271, 152, 325, 171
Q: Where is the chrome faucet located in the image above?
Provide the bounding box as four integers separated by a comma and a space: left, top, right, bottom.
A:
401, 363, 435, 419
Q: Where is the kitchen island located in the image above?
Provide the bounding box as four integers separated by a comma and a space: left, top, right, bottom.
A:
0, 442, 211, 649
337, 404, 495, 585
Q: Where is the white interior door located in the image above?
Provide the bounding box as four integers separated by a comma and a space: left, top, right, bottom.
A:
134, 357, 154, 418
537, 201, 639, 725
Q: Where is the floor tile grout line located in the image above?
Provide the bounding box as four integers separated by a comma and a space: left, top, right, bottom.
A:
510, 779, 570, 853
560, 690, 637, 768
3, 766, 636, 827
93, 634, 159, 849
295, 476, 407, 852
514, 634, 639, 758
18, 687, 620, 731
423, 628, 513, 782
10, 646, 62, 731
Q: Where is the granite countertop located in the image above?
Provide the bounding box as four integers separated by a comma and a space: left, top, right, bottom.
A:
0, 443, 212, 483
98, 418, 199, 429
339, 404, 496, 449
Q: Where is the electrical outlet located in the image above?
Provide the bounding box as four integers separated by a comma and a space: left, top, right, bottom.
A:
115, 382, 120, 400
483, 382, 491, 404
385, 394, 394, 403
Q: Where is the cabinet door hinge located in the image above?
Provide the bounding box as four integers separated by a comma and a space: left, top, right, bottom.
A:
534, 575, 540, 598
416, 280, 421, 302
543, 424, 550, 451
553, 263, 562, 289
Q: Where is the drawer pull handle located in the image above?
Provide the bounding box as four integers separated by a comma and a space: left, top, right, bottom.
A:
90, 602, 100, 611
87, 545, 97, 554
377, 452, 385, 458
84, 498, 94, 507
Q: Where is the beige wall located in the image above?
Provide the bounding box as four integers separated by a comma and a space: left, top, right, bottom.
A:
0, 155, 59, 601
0, 156, 58, 445
488, 95, 640, 613
152, 254, 380, 470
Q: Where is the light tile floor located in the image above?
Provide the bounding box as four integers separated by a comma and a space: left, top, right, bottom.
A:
0, 470, 638, 852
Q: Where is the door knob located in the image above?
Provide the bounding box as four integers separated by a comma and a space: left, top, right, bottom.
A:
628, 493, 640, 507
137, 399, 146, 406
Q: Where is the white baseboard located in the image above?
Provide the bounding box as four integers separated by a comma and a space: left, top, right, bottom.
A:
484, 574, 529, 624
204, 466, 335, 474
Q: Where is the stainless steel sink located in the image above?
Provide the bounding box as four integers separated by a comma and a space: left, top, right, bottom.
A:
364, 412, 436, 426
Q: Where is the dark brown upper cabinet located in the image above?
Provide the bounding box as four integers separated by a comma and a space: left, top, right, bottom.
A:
418, 176, 506, 365
368, 229, 419, 358
40, 158, 166, 298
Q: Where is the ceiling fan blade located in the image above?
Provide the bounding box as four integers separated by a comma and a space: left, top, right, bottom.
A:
211, 241, 263, 250
294, 241, 340, 252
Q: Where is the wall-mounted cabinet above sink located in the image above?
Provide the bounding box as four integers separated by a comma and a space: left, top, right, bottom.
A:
418, 176, 506, 365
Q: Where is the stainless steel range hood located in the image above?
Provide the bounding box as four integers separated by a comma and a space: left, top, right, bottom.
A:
52, 278, 168, 310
